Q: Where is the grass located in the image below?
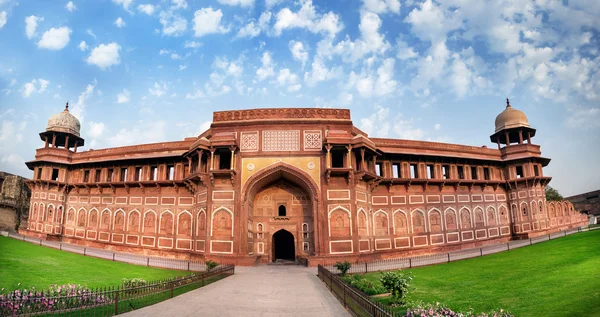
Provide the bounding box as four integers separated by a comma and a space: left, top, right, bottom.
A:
0, 236, 193, 292
359, 230, 600, 317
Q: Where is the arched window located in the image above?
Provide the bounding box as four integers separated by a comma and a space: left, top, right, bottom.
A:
278, 205, 286, 216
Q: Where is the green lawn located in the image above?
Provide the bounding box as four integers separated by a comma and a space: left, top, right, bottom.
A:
0, 236, 192, 292
361, 230, 600, 317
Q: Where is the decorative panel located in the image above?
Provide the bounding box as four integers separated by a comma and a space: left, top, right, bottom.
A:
262, 130, 300, 151
240, 131, 259, 152
303, 130, 322, 150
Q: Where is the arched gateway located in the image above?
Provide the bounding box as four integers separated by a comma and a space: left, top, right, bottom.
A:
242, 162, 321, 262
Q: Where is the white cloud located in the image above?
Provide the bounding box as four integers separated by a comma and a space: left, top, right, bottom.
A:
86, 42, 121, 69
114, 17, 126, 28
405, 0, 461, 42
566, 105, 600, 128
218, 0, 253, 7
149, 82, 167, 97
349, 58, 397, 97
69, 80, 96, 123
274, 0, 343, 37
236, 12, 271, 39
170, 53, 181, 60
106, 121, 167, 147
303, 57, 342, 86
86, 29, 97, 39
65, 1, 76, 12
393, 116, 425, 140
37, 27, 71, 50
117, 89, 130, 103
396, 38, 418, 60
88, 121, 105, 138
78, 40, 88, 51
256, 51, 275, 81
277, 68, 301, 92
362, 0, 400, 14
25, 15, 43, 39
137, 4, 155, 15
112, 0, 134, 13
179, 65, 187, 71
159, 10, 188, 36
193, 7, 229, 37
265, 0, 282, 8
184, 40, 202, 48
22, 78, 50, 97
171, 0, 188, 9
185, 87, 205, 99
359, 105, 390, 137
434, 123, 441, 130
289, 40, 308, 67
0, 11, 6, 29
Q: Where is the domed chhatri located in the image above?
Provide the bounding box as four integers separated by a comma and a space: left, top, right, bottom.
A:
494, 98, 530, 133
46, 102, 81, 137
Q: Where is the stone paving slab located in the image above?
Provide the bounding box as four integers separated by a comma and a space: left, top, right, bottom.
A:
120, 266, 350, 317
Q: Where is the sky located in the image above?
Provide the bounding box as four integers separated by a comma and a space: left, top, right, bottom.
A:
0, 0, 598, 197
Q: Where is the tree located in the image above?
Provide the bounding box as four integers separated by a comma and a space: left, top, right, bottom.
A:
545, 186, 564, 201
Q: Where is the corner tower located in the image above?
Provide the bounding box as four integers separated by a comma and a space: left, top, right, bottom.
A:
491, 99, 551, 236
39, 102, 85, 152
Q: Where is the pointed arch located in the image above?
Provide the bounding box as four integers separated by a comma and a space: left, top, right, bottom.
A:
196, 208, 207, 237
159, 210, 175, 235
498, 205, 509, 224
66, 207, 76, 225
114, 209, 126, 231
77, 207, 87, 227
177, 210, 193, 236
473, 206, 485, 228
428, 208, 443, 233
39, 203, 46, 222
486, 205, 497, 226
100, 208, 112, 230
520, 201, 529, 221
372, 209, 389, 236
88, 207, 99, 228
510, 203, 519, 222
127, 209, 141, 232
329, 206, 352, 237
411, 209, 426, 234
393, 209, 408, 235
143, 210, 157, 234
31, 202, 38, 222
357, 207, 369, 235
444, 207, 458, 231
531, 201, 538, 220
211, 206, 234, 237
459, 207, 472, 229
56, 206, 64, 225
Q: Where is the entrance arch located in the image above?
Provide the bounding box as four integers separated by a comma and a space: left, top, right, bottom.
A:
273, 229, 295, 261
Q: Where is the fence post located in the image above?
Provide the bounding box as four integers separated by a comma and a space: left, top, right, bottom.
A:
188, 261, 190, 271
113, 253, 115, 261
480, 248, 482, 257
448, 253, 450, 263
343, 283, 346, 308
170, 281, 174, 298
202, 273, 205, 286
529, 238, 532, 245
40, 239, 42, 245
147, 258, 150, 267
507, 243, 510, 250
60, 243, 62, 251
114, 288, 119, 315
84, 248, 86, 256
365, 262, 368, 273
409, 258, 412, 268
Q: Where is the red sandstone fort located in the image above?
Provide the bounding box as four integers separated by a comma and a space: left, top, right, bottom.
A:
21, 101, 587, 265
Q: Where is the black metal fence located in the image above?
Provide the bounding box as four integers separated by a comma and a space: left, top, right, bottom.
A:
0, 231, 213, 272
0, 265, 235, 317
318, 265, 395, 317
324, 227, 595, 274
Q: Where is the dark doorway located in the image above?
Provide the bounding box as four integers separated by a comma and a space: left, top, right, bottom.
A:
278, 205, 286, 216
272, 229, 295, 261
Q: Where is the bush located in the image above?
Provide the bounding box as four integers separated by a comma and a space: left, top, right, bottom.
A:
205, 260, 218, 271
379, 271, 413, 306
342, 274, 386, 295
333, 261, 351, 276
406, 302, 514, 317
122, 278, 148, 289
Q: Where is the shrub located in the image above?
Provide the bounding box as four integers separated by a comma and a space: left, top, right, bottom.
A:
205, 260, 218, 271
0, 284, 110, 316
122, 278, 148, 289
334, 261, 352, 276
405, 302, 514, 317
379, 271, 413, 306
343, 274, 386, 295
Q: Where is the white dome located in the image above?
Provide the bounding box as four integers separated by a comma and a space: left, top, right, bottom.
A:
46, 103, 81, 137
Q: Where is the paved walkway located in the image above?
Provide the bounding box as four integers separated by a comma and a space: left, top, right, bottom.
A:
120, 265, 350, 317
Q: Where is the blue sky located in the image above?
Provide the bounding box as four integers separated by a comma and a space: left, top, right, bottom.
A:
0, 0, 598, 196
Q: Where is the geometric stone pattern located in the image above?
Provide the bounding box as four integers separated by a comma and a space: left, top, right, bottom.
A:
262, 130, 300, 151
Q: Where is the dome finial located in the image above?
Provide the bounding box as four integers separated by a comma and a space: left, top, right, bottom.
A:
65, 102, 69, 112
506, 98, 511, 108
